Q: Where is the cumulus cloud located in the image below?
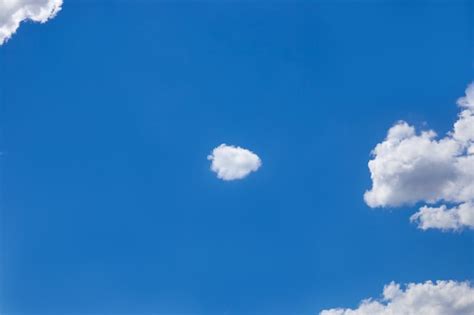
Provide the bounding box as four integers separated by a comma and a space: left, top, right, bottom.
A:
208, 144, 261, 181
320, 280, 474, 315
410, 202, 474, 231
0, 0, 62, 45
364, 83, 474, 231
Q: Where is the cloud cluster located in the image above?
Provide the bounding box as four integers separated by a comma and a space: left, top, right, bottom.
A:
364, 83, 474, 231
320, 280, 474, 315
208, 144, 261, 181
0, 0, 62, 45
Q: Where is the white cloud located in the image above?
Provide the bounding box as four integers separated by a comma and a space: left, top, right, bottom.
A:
0, 0, 62, 45
410, 202, 474, 231
364, 83, 474, 231
208, 144, 261, 181
320, 280, 474, 315
457, 82, 474, 109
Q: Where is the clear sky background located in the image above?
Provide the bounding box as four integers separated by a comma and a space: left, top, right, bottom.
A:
1, 1, 473, 315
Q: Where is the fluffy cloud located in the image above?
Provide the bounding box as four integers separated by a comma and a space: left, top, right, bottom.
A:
320, 280, 474, 315
0, 0, 62, 45
208, 144, 261, 181
410, 202, 474, 231
364, 83, 474, 231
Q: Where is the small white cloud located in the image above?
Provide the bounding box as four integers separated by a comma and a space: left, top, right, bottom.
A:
208, 144, 261, 181
410, 202, 474, 231
320, 280, 474, 315
457, 82, 474, 109
0, 0, 62, 45
364, 83, 474, 231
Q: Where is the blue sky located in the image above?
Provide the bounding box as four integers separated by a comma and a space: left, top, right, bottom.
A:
1, 1, 473, 315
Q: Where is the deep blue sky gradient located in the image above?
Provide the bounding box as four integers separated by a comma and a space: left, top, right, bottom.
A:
1, 1, 473, 314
